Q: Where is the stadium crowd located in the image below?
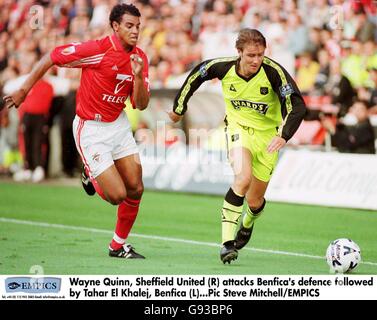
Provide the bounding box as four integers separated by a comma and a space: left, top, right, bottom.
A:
0, 0, 376, 181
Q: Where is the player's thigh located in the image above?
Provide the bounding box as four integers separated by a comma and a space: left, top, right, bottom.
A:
112, 120, 142, 191
72, 117, 126, 202
229, 146, 252, 185
225, 123, 253, 180
114, 153, 143, 192
73, 117, 112, 178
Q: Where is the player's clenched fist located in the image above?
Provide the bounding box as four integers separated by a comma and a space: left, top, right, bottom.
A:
130, 54, 143, 76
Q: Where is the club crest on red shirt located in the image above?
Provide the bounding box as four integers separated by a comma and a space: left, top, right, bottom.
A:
61, 46, 76, 55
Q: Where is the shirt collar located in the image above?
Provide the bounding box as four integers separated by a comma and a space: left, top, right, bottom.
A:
110, 33, 136, 54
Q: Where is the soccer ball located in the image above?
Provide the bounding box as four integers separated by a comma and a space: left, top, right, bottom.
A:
326, 238, 361, 274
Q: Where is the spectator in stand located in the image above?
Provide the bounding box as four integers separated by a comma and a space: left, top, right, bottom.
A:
342, 40, 370, 89
0, 46, 7, 72
13, 76, 54, 182
366, 67, 377, 114
286, 12, 309, 57
307, 28, 322, 55
321, 100, 375, 154
57, 66, 81, 178
296, 52, 320, 95
0, 97, 22, 176
89, 0, 110, 29
241, 11, 266, 31
305, 0, 329, 29
354, 8, 376, 43
263, 8, 284, 45
364, 40, 377, 73
324, 59, 356, 118
313, 49, 330, 94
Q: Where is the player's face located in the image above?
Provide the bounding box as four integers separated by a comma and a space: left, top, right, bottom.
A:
238, 43, 265, 76
113, 14, 141, 48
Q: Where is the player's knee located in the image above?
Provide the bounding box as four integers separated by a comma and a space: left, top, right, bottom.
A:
247, 197, 266, 212
132, 185, 144, 200
234, 175, 252, 192
107, 189, 127, 205
127, 183, 144, 200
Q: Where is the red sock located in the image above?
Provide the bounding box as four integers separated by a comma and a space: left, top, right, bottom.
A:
110, 197, 141, 250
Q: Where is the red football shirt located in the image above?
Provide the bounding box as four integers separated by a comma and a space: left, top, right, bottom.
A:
50, 34, 149, 122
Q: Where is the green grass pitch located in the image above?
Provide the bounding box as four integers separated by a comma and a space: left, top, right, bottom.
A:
0, 181, 376, 275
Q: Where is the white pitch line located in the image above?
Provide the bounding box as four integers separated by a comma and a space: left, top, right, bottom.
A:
1, 217, 377, 267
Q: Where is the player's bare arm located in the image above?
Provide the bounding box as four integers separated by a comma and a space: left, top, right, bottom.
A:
3, 54, 54, 109
131, 54, 149, 110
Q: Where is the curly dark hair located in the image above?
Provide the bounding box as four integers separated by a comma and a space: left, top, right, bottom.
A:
109, 3, 141, 29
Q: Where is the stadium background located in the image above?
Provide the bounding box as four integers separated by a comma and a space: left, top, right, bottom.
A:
0, 0, 377, 274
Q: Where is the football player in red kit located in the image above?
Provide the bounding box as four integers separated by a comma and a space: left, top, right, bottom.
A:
3, 4, 150, 259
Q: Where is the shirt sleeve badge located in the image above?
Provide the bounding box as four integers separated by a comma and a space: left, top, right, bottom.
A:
199, 64, 208, 78
61, 46, 76, 55
279, 83, 294, 98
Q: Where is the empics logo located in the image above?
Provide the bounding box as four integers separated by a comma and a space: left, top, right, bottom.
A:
7, 282, 21, 290
230, 100, 269, 115
5, 277, 61, 294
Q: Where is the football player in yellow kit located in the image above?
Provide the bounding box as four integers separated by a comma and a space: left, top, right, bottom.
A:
169, 29, 306, 264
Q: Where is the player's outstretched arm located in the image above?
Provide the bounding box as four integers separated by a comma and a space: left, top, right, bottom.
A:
2, 53, 54, 109
171, 58, 230, 121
